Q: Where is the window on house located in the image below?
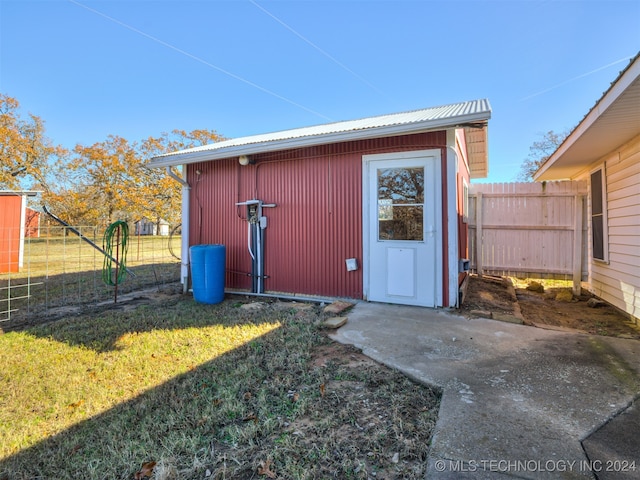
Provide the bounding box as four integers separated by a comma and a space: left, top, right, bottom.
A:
462, 178, 469, 223
590, 167, 608, 262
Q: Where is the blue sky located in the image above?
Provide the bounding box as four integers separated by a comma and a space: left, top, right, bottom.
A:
1, 0, 639, 182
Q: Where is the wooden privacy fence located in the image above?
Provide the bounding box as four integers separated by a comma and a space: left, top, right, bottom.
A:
468, 181, 588, 294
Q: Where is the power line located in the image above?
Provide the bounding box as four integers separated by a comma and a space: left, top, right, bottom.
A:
68, 0, 333, 121
249, 0, 384, 95
520, 56, 635, 101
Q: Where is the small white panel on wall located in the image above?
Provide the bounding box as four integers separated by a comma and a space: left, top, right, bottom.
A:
345, 258, 358, 271
386, 247, 415, 297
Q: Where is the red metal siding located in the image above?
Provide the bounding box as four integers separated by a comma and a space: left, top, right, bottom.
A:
0, 196, 22, 273
25, 208, 40, 238
188, 131, 447, 299
188, 158, 253, 291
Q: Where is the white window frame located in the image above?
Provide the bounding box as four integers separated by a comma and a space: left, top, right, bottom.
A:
589, 164, 609, 263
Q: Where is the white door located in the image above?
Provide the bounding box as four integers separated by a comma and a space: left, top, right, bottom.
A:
364, 150, 441, 307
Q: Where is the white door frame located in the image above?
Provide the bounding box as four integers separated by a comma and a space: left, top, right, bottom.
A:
362, 149, 443, 306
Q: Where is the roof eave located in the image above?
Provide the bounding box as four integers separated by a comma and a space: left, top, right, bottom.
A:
534, 54, 640, 181
465, 125, 489, 179
148, 110, 491, 168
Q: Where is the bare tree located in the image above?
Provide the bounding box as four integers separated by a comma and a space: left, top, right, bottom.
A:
518, 130, 569, 181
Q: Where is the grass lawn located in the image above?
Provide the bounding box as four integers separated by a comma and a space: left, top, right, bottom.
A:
17, 233, 181, 277
0, 293, 441, 479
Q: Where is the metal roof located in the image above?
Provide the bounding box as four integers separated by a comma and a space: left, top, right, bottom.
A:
535, 53, 640, 181
0, 190, 41, 196
148, 99, 491, 169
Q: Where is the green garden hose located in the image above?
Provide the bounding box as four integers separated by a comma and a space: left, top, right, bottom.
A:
102, 220, 129, 286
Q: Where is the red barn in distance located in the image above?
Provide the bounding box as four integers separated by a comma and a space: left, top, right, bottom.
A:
0, 191, 39, 273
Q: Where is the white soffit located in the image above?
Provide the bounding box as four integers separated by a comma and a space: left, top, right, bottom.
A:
535, 55, 640, 181
465, 125, 489, 179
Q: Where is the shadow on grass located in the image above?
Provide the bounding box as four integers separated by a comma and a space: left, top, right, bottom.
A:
0, 298, 304, 479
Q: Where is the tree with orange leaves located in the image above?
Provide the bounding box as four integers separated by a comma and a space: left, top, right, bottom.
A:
138, 129, 225, 230
65, 130, 224, 227
0, 93, 67, 192
1, 93, 224, 228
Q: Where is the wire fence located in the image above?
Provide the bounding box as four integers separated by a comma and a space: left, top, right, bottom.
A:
0, 224, 181, 327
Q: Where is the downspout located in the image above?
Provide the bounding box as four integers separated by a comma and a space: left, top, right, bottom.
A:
166, 166, 191, 293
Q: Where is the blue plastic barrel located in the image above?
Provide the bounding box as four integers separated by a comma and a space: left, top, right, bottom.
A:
190, 244, 226, 304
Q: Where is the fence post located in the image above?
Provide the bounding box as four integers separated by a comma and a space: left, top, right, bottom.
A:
476, 192, 483, 277
573, 195, 584, 296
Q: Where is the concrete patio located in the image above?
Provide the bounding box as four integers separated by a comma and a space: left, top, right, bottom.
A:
329, 302, 640, 479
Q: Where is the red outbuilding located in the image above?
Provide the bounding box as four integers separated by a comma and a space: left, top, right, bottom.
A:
149, 100, 491, 308
0, 191, 39, 273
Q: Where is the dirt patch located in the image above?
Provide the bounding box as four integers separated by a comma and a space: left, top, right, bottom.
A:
1, 283, 184, 333
459, 275, 518, 317
274, 341, 441, 480
459, 275, 640, 339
